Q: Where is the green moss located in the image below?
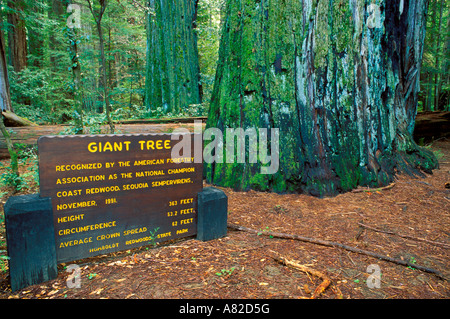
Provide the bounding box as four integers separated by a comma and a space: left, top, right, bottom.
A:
332, 153, 361, 191
332, 0, 353, 54
314, 0, 330, 69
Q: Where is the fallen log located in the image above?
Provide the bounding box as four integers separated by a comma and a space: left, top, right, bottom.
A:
115, 116, 207, 124
228, 223, 447, 281
0, 122, 202, 159
2, 111, 38, 127
414, 111, 450, 143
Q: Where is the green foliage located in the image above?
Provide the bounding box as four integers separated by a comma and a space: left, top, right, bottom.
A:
407, 257, 417, 270
111, 105, 149, 121
61, 110, 111, 135
1, 0, 149, 124
87, 273, 97, 280
9, 66, 74, 124
148, 227, 160, 247
257, 226, 274, 238
215, 267, 235, 276
0, 142, 39, 192
197, 0, 224, 103
148, 103, 208, 119
0, 162, 23, 190
0, 0, 222, 125
419, 0, 449, 111
0, 255, 9, 273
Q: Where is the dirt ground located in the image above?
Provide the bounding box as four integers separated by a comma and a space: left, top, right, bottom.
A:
0, 139, 449, 300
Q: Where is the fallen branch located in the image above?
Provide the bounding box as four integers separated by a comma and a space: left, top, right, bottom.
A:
357, 222, 450, 249
351, 182, 396, 193
228, 223, 447, 281
269, 251, 331, 299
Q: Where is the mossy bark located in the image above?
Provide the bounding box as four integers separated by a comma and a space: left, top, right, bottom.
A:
0, 27, 19, 183
206, 0, 438, 197
145, 0, 202, 114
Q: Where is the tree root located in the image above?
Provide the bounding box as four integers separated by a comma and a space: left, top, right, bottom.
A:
228, 223, 448, 281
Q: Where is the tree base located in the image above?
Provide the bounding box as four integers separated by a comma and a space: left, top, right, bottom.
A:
205, 141, 438, 198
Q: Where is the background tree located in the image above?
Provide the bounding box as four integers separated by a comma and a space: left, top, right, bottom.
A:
6, 0, 27, 72
0, 25, 19, 185
145, 0, 202, 115
86, 0, 114, 133
0, 0, 150, 126
419, 0, 449, 111
0, 17, 11, 113
205, 0, 438, 196
197, 0, 224, 103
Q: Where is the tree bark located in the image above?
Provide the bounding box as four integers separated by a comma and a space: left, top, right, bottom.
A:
7, 0, 27, 72
206, 0, 438, 197
442, 14, 450, 110
425, 0, 437, 112
0, 24, 12, 113
433, 0, 444, 111
0, 27, 19, 182
145, 0, 202, 114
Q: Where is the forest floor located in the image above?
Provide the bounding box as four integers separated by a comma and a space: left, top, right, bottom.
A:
0, 137, 449, 300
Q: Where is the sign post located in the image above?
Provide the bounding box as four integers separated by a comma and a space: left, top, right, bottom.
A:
4, 194, 57, 292
4, 133, 228, 291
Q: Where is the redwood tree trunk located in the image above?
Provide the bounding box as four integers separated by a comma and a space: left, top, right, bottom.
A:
0, 25, 12, 112
145, 0, 202, 114
0, 27, 19, 180
206, 0, 438, 197
7, 0, 27, 72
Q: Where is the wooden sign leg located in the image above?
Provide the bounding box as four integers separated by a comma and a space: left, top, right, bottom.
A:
4, 194, 57, 292
196, 187, 228, 241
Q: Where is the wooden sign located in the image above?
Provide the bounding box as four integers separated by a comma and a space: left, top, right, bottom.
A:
38, 134, 203, 263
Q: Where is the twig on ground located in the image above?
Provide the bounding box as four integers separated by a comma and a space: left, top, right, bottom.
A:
269, 250, 332, 299
357, 222, 450, 249
351, 182, 396, 193
228, 223, 447, 281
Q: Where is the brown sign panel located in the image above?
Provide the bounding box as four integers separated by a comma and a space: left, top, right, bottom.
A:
38, 134, 203, 263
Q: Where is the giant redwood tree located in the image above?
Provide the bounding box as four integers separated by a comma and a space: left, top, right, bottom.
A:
145, 0, 202, 114
205, 0, 438, 196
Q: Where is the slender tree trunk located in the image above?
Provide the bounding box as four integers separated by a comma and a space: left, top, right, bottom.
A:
0, 27, 19, 183
433, 0, 444, 110
426, 0, 437, 111
67, 0, 84, 132
7, 0, 27, 72
0, 19, 12, 113
28, 0, 46, 68
206, 0, 437, 197
87, 0, 114, 133
49, 0, 65, 70
442, 14, 450, 110
96, 21, 114, 133
145, 0, 202, 114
